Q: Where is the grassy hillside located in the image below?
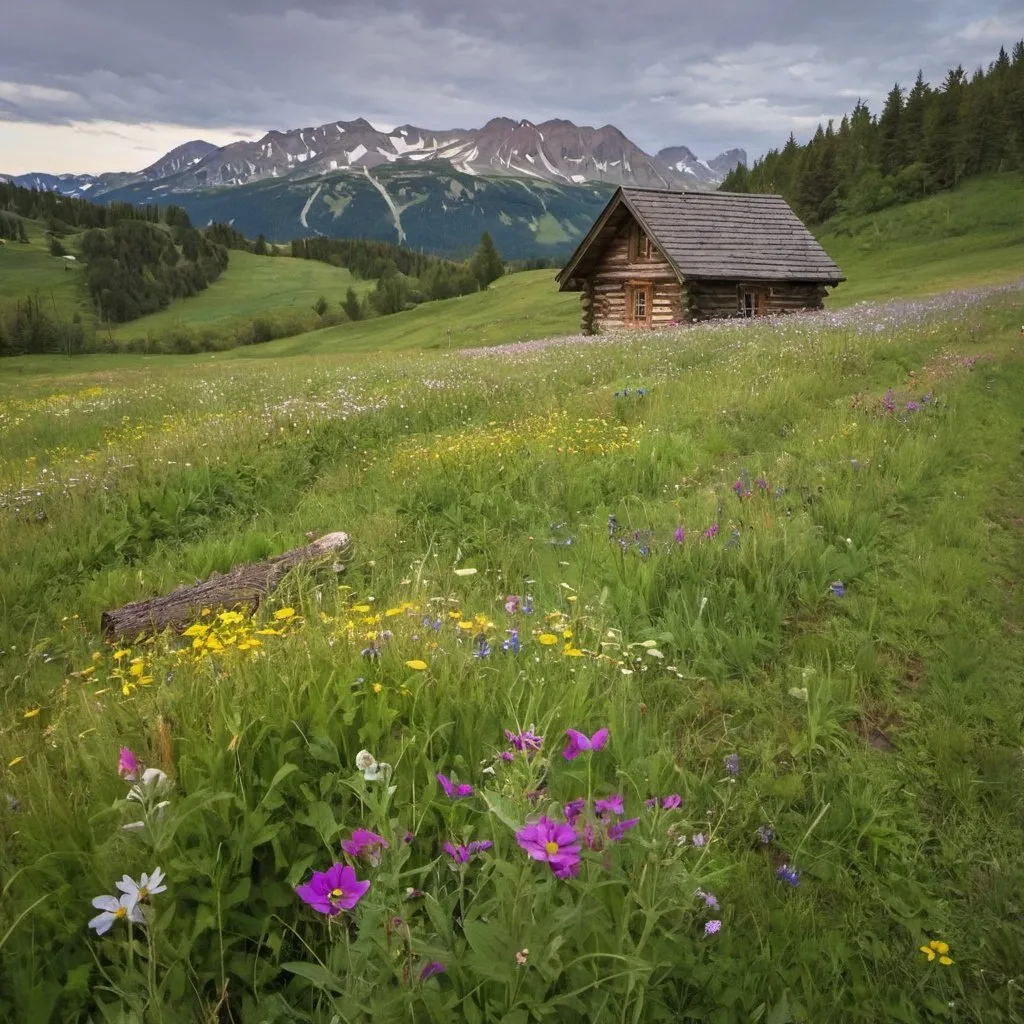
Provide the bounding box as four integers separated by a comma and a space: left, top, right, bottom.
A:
0, 220, 86, 317
819, 174, 1024, 305
234, 267, 576, 358
1, 283, 1021, 1021
109, 250, 373, 342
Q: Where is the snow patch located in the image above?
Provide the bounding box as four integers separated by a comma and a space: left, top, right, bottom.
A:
389, 133, 426, 156
299, 183, 323, 230
570, 174, 586, 183
329, 159, 338, 170
347, 143, 368, 163
81, 182, 93, 190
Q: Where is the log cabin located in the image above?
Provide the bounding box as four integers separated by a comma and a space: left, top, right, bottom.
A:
556, 188, 844, 333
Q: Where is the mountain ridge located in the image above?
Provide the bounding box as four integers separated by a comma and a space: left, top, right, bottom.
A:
2, 116, 745, 195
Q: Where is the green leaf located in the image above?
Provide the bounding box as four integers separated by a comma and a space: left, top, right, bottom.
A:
480, 789, 523, 835
281, 961, 345, 993
259, 762, 299, 809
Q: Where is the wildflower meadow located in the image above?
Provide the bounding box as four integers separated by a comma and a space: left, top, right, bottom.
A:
1, 283, 1022, 1022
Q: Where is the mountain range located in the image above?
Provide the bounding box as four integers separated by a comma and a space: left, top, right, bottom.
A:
2, 117, 746, 258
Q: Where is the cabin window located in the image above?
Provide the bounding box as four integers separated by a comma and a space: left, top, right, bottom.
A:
629, 225, 654, 261
628, 282, 653, 326
738, 287, 765, 317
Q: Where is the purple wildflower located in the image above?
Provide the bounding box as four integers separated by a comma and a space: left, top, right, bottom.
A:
595, 794, 624, 818
522, 595, 534, 615
906, 400, 920, 412
704, 919, 722, 936
499, 750, 515, 762
118, 747, 140, 781
692, 833, 708, 848
505, 727, 543, 753
756, 477, 769, 490
662, 794, 683, 810
516, 816, 582, 879
724, 753, 740, 776
776, 864, 800, 886
501, 629, 521, 654
674, 525, 686, 543
562, 727, 609, 761
883, 388, 895, 412
755, 824, 774, 845
341, 829, 388, 865
505, 595, 520, 615
645, 797, 658, 809
420, 961, 446, 980
733, 479, 745, 495
295, 863, 370, 915
696, 888, 720, 910
402, 831, 415, 845
436, 773, 473, 799
474, 636, 491, 658
703, 523, 719, 540
564, 798, 586, 823
444, 839, 492, 864
830, 580, 846, 598
608, 818, 639, 842
583, 821, 601, 851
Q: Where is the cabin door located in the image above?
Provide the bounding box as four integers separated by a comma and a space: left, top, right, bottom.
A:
738, 287, 766, 318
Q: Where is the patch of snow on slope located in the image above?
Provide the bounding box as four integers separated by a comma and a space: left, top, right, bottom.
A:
329, 159, 338, 170
336, 124, 345, 135
389, 134, 426, 155
698, 159, 713, 172
296, 153, 308, 163
347, 143, 368, 163
81, 182, 93, 190
682, 165, 697, 175
571, 174, 586, 183
535, 145, 568, 181
299, 183, 323, 230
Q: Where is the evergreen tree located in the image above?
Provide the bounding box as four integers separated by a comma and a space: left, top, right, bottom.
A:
254, 234, 268, 256
470, 232, 503, 289
343, 287, 363, 321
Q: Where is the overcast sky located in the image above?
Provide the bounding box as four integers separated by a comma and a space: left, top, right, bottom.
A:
1, 0, 1022, 175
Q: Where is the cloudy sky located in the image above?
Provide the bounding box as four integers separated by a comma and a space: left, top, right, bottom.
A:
2, 0, 1022, 175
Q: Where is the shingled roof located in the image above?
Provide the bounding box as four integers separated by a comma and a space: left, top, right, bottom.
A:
557, 187, 844, 288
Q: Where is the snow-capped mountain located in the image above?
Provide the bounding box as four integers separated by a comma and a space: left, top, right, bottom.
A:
3, 117, 744, 195
653, 145, 747, 185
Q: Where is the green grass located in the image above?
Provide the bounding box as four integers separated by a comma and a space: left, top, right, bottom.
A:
235, 267, 577, 358
820, 174, 1024, 305
0, 281, 1022, 1022
108, 250, 373, 342
0, 220, 87, 317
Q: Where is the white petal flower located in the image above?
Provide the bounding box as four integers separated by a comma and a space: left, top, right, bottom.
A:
355, 749, 376, 772
88, 892, 144, 935
116, 867, 167, 911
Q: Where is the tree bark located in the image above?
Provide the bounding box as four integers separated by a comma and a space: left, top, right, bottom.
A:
100, 531, 350, 642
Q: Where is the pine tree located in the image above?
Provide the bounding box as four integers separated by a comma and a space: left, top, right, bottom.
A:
343, 287, 362, 321
470, 232, 503, 289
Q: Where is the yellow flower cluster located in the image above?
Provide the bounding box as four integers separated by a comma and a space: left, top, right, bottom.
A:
389, 411, 637, 473
178, 606, 302, 660
919, 940, 954, 965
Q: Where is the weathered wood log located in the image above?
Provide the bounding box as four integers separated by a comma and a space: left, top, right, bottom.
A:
100, 531, 351, 641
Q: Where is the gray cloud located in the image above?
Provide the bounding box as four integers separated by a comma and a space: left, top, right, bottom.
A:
1, 0, 1022, 166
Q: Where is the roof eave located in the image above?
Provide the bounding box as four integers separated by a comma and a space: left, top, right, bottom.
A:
556, 188, 626, 291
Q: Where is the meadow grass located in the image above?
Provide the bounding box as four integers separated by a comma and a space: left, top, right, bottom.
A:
0, 281, 1022, 1022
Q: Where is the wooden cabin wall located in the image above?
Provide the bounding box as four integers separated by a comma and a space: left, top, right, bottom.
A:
589, 218, 681, 330
686, 281, 828, 321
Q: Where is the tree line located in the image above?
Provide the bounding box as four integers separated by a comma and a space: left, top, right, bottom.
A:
721, 41, 1024, 223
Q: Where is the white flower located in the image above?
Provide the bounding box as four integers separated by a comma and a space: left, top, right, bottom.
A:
115, 867, 167, 911
88, 892, 144, 935
355, 749, 391, 781
355, 749, 376, 772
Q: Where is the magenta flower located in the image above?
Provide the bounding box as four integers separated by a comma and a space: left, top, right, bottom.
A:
562, 727, 609, 761
505, 728, 543, 753
662, 794, 682, 809
436, 773, 473, 798
703, 523, 719, 540
705, 919, 722, 936
674, 526, 686, 544
594, 794, 624, 817
420, 961, 446, 980
444, 839, 492, 864
341, 829, 388, 865
118, 747, 140, 781
504, 595, 520, 614
295, 863, 370, 916
608, 817, 639, 842
516, 816, 582, 878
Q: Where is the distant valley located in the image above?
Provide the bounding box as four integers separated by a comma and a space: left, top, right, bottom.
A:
1, 116, 745, 257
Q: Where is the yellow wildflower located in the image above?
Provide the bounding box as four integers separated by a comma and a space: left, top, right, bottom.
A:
563, 647, 585, 657
458, 621, 474, 630
385, 608, 403, 617
256, 628, 282, 636
183, 623, 209, 638
405, 659, 428, 671
23, 707, 42, 719
352, 604, 371, 613
274, 608, 296, 621
218, 610, 244, 625
8, 756, 24, 767
538, 634, 559, 646
373, 683, 383, 693
919, 940, 954, 965
113, 649, 131, 661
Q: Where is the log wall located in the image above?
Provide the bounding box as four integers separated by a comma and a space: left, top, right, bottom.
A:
588, 217, 682, 331
686, 281, 828, 321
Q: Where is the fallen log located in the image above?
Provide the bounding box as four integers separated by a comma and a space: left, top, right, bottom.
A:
100, 531, 350, 642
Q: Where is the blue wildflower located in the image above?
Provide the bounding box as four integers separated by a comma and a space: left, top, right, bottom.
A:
501, 629, 521, 654
830, 581, 845, 598
724, 753, 740, 776
776, 864, 800, 886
